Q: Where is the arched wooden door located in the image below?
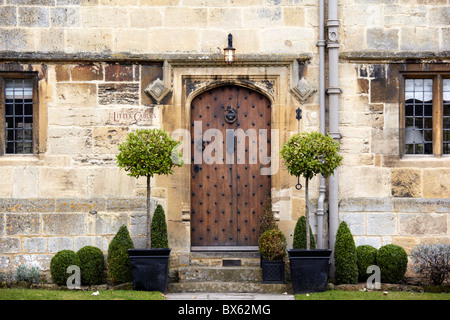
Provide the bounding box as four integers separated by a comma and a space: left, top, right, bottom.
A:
190, 85, 271, 249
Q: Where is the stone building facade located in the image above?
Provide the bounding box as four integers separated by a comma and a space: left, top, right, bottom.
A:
0, 0, 449, 281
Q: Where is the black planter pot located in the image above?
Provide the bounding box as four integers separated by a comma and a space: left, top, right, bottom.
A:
127, 248, 171, 292
288, 249, 332, 294
261, 260, 285, 284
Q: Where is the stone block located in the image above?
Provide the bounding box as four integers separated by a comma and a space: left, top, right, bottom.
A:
393, 198, 438, 213
50, 7, 81, 27
95, 213, 129, 235
0, 6, 17, 26
71, 63, 103, 81
0, 28, 36, 51
428, 6, 450, 26
400, 27, 440, 51
283, 7, 305, 27
12, 166, 39, 199
291, 197, 305, 221
38, 168, 88, 198
149, 28, 200, 52
55, 83, 97, 106
42, 213, 86, 235
391, 237, 417, 253
92, 127, 129, 154
443, 28, 450, 51
391, 168, 421, 198
65, 28, 113, 53
55, 65, 71, 82
353, 236, 381, 249
5, 213, 40, 235
164, 7, 207, 28
0, 167, 12, 197
340, 212, 366, 236
353, 167, 391, 198
208, 8, 242, 28
0, 199, 55, 213
74, 236, 102, 251
129, 7, 162, 28
104, 64, 135, 82
47, 127, 92, 155
81, 6, 128, 28
367, 213, 396, 236
48, 237, 73, 253
22, 237, 47, 253
38, 28, 64, 52
19, 7, 50, 28
56, 198, 106, 213
399, 213, 447, 236
88, 167, 136, 197
106, 197, 146, 212
0, 237, 20, 253
366, 28, 399, 51
242, 7, 282, 28
98, 83, 139, 105
423, 169, 450, 199
114, 29, 149, 53
339, 198, 394, 212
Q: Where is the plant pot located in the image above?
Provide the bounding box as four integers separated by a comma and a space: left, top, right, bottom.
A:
261, 260, 285, 284
127, 248, 171, 292
288, 249, 331, 294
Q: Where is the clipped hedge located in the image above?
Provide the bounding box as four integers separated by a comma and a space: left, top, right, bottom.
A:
50, 250, 81, 286
259, 229, 287, 261
356, 245, 378, 281
77, 246, 104, 286
334, 221, 358, 285
377, 244, 408, 283
292, 216, 316, 249
107, 225, 134, 285
151, 204, 169, 249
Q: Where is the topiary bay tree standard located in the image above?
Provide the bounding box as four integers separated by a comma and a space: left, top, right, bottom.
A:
116, 128, 182, 292
280, 131, 343, 293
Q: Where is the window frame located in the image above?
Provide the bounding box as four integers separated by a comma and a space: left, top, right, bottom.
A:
0, 72, 39, 156
399, 68, 450, 158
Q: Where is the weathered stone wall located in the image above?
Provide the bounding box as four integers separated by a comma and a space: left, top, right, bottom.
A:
0, 62, 166, 274
0, 0, 449, 279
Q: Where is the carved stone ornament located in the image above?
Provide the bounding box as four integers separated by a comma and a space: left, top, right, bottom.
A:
290, 77, 317, 103
144, 77, 171, 104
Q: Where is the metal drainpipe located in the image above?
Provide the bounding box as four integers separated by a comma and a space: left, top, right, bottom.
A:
327, 0, 341, 276
316, 0, 326, 249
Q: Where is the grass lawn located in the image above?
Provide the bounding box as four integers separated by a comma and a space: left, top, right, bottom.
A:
0, 289, 165, 300
295, 290, 450, 300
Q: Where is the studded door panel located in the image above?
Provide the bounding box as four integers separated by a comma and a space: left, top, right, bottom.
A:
190, 85, 271, 247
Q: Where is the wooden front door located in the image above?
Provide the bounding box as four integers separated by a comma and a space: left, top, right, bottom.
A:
190, 85, 271, 248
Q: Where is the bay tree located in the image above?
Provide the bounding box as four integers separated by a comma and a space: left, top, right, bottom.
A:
116, 128, 183, 249
280, 131, 342, 249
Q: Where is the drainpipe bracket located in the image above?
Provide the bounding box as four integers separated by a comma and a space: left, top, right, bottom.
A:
328, 132, 342, 140
326, 87, 342, 95
316, 40, 327, 48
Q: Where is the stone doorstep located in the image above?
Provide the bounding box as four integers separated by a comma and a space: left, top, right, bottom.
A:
178, 266, 263, 282
168, 282, 293, 294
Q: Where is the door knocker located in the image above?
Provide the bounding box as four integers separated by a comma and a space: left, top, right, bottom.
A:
224, 105, 237, 124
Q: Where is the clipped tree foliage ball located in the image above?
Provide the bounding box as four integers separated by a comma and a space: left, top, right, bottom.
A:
356, 245, 378, 281
77, 246, 104, 286
377, 244, 408, 283
50, 250, 81, 286
293, 216, 316, 250
107, 225, 134, 285
258, 229, 287, 261
151, 204, 169, 249
334, 221, 358, 285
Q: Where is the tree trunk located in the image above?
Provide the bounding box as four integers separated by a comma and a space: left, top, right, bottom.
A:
146, 175, 151, 249
305, 178, 310, 250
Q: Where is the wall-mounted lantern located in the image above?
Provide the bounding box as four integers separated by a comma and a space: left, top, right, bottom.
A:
224, 33, 235, 64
